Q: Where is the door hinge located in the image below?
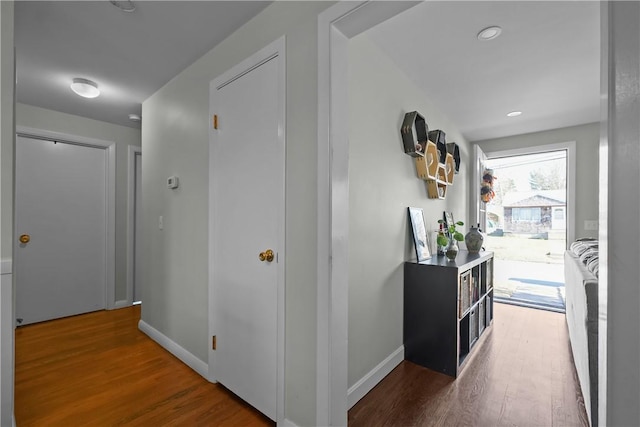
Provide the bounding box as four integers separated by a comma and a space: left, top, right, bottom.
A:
212, 335, 217, 350
213, 114, 218, 130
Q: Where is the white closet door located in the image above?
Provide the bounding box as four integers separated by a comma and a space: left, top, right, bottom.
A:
15, 136, 107, 325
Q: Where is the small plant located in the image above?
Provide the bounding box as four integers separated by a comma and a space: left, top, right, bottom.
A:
437, 219, 464, 246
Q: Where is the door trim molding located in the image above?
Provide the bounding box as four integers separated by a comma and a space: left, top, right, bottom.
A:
15, 126, 117, 310
316, 2, 421, 424
208, 36, 286, 423
126, 146, 142, 306
484, 140, 577, 248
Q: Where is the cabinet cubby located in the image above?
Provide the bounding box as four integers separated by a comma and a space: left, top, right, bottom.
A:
404, 251, 494, 377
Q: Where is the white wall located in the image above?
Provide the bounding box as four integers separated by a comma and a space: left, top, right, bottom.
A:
347, 34, 470, 389
476, 122, 600, 240
15, 103, 141, 303
140, 2, 332, 424
0, 3, 14, 426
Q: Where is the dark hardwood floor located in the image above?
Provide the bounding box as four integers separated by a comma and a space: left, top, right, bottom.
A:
15, 303, 588, 426
349, 303, 589, 427
15, 305, 274, 427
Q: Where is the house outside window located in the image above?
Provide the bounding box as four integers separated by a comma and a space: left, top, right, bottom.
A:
512, 207, 542, 222
500, 190, 566, 234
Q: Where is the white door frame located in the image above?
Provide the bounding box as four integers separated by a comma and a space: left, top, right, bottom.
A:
208, 36, 286, 423
316, 2, 420, 425
15, 126, 117, 309
127, 145, 141, 305
484, 141, 576, 248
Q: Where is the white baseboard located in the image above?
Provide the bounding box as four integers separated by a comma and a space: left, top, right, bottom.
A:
347, 345, 404, 409
280, 419, 299, 427
138, 320, 209, 379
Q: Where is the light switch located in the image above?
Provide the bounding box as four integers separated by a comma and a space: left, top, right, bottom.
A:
159, 215, 163, 230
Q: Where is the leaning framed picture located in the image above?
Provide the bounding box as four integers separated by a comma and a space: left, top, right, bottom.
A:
408, 207, 431, 262
443, 211, 455, 232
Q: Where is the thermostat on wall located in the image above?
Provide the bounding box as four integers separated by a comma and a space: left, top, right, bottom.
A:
167, 176, 179, 189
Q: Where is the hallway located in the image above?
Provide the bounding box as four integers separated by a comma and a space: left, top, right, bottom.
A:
14, 306, 273, 426
14, 301, 588, 426
349, 304, 588, 426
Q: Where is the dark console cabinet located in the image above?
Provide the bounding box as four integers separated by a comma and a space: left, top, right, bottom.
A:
404, 251, 494, 377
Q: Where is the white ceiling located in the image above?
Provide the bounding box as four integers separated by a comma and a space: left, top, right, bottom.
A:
14, 1, 271, 129
15, 1, 600, 140
365, 1, 600, 142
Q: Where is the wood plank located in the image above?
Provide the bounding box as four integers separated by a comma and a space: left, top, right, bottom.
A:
15, 305, 274, 427
349, 304, 589, 427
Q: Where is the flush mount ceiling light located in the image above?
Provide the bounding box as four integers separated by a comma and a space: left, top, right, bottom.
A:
70, 78, 100, 99
506, 111, 522, 117
110, 0, 136, 13
477, 26, 502, 41
128, 113, 141, 122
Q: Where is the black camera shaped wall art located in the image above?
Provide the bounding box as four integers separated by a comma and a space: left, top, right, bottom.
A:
446, 142, 461, 174
401, 111, 429, 157
428, 130, 447, 164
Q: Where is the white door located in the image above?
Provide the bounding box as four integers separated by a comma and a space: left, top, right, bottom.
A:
210, 41, 284, 421
15, 136, 107, 325
552, 206, 566, 230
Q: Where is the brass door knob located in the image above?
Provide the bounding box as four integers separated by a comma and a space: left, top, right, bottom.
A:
259, 249, 275, 262
19, 234, 30, 244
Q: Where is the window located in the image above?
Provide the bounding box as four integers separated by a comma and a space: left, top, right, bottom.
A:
512, 207, 541, 222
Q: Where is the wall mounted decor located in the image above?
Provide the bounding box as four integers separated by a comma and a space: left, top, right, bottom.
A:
426, 162, 449, 199
401, 111, 429, 157
444, 153, 455, 185
414, 140, 439, 180
446, 143, 461, 174
481, 168, 496, 203
429, 129, 447, 163
401, 112, 458, 200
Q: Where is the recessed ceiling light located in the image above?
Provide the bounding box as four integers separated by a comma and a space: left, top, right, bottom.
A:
128, 114, 141, 122
477, 26, 502, 41
110, 0, 136, 13
507, 111, 522, 117
70, 78, 100, 99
